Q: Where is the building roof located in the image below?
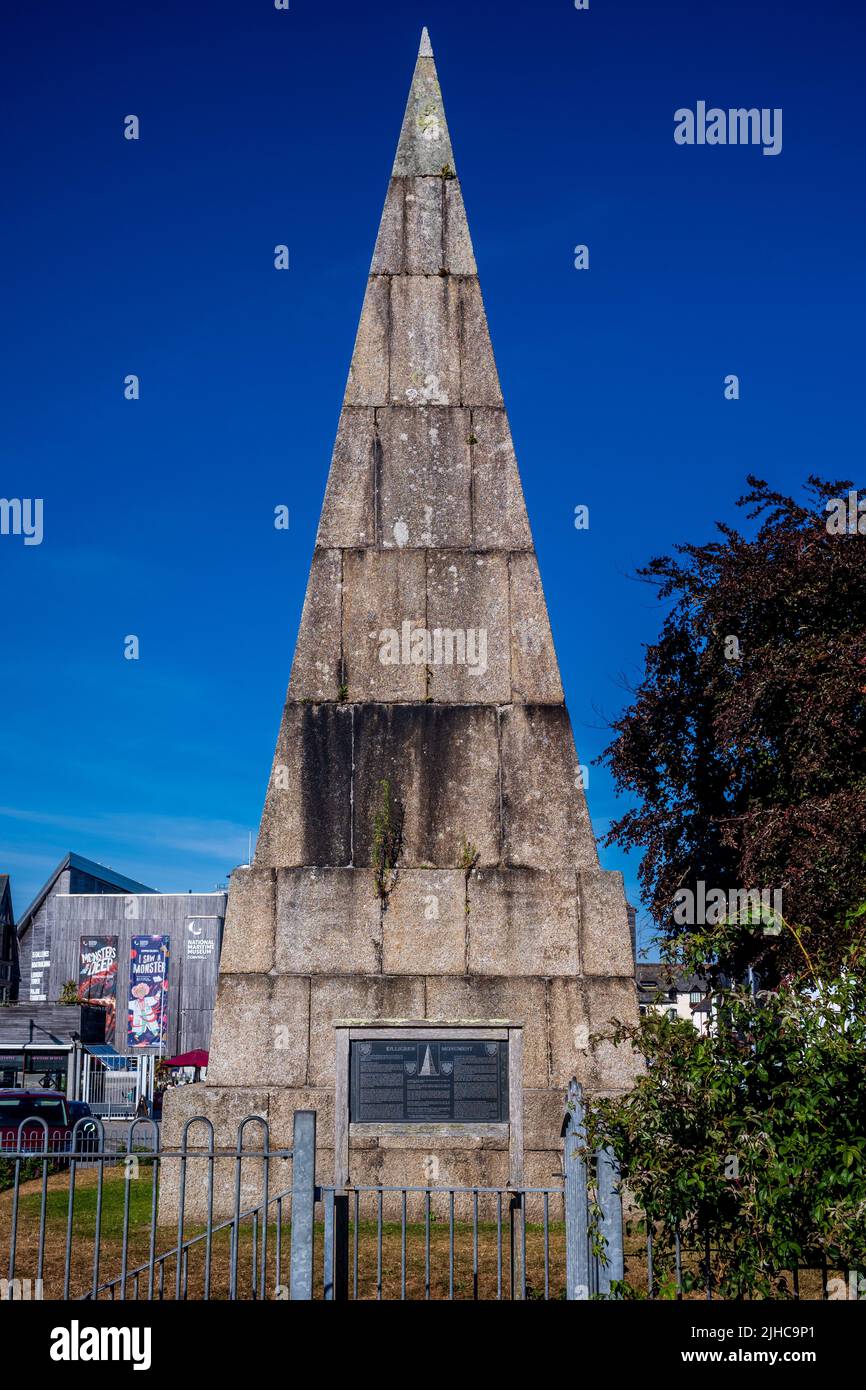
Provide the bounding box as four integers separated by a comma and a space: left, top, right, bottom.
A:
16, 853, 157, 939
636, 962, 709, 1000
0, 875, 13, 926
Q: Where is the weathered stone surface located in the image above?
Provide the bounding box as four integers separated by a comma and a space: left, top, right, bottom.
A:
389, 276, 460, 406
275, 868, 381, 974
267, 1086, 336, 1151
467, 867, 579, 976
344, 274, 389, 406
352, 704, 501, 866
392, 54, 456, 179
316, 409, 376, 547
425, 976, 548, 1087
579, 869, 635, 977
192, 31, 639, 1215
378, 406, 472, 549
219, 866, 275, 975
371, 178, 476, 278
459, 279, 503, 407
499, 704, 598, 869
256, 704, 352, 867
373, 177, 445, 276
548, 977, 640, 1092
444, 181, 476, 275
470, 409, 533, 550
523, 1088, 568, 1152
206, 974, 310, 1088
370, 179, 406, 275
426, 551, 511, 704
161, 1084, 270, 1150
382, 869, 466, 974
366, 1129, 507, 1151
348, 1145, 509, 1219
158, 1085, 273, 1223
307, 975, 425, 1086
404, 178, 444, 274
342, 548, 427, 701
509, 551, 564, 704
523, 1150, 567, 1219
286, 549, 342, 702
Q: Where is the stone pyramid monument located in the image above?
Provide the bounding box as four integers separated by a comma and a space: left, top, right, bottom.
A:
163, 28, 637, 1198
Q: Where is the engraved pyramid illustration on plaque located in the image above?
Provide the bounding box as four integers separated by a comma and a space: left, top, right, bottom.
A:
162, 27, 638, 1207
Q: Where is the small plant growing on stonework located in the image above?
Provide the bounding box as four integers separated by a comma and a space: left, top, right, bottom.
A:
460, 839, 479, 880
373, 778, 404, 902
467, 433, 478, 446
338, 682, 349, 702
459, 839, 480, 914
59, 980, 79, 1005
440, 164, 455, 179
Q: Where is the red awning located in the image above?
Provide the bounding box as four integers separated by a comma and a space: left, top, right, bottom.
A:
162, 1050, 209, 1068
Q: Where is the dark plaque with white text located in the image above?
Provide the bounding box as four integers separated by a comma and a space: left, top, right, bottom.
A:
349, 1039, 509, 1124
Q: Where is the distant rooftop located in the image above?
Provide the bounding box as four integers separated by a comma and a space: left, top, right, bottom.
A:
16, 852, 157, 936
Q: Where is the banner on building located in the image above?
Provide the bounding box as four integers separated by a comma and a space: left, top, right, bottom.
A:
180, 916, 221, 1054
77, 936, 119, 1046
127, 935, 170, 1049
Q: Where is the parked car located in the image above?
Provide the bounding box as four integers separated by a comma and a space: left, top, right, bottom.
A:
66, 1099, 94, 1125
0, 1090, 99, 1153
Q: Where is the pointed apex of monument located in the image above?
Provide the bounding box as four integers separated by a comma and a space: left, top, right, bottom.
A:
393, 25, 455, 176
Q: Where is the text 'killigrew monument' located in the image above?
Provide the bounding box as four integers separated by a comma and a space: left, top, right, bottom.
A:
163, 28, 638, 1199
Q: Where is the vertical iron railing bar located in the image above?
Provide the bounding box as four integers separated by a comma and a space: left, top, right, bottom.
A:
376, 1190, 383, 1302
543, 1192, 549, 1301
230, 1124, 243, 1301
276, 1195, 284, 1297
36, 1146, 50, 1289
449, 1190, 455, 1301
424, 1191, 431, 1301
496, 1192, 503, 1301
260, 1135, 271, 1301
119, 1147, 132, 1301
175, 1126, 190, 1302
62, 1136, 78, 1300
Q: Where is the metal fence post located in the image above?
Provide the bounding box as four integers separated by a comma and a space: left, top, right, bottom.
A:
289, 1110, 316, 1300
323, 1188, 334, 1301
596, 1145, 624, 1297
562, 1079, 590, 1300
322, 1189, 349, 1302
509, 1193, 525, 1300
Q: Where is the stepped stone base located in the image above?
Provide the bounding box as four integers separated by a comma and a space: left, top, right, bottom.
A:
160, 861, 639, 1221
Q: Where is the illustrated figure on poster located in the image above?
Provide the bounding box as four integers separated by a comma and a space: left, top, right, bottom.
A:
129, 982, 162, 1047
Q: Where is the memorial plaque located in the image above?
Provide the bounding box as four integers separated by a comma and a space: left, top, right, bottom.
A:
349, 1038, 509, 1124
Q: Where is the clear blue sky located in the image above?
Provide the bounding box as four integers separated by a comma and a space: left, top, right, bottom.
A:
1, 0, 863, 954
